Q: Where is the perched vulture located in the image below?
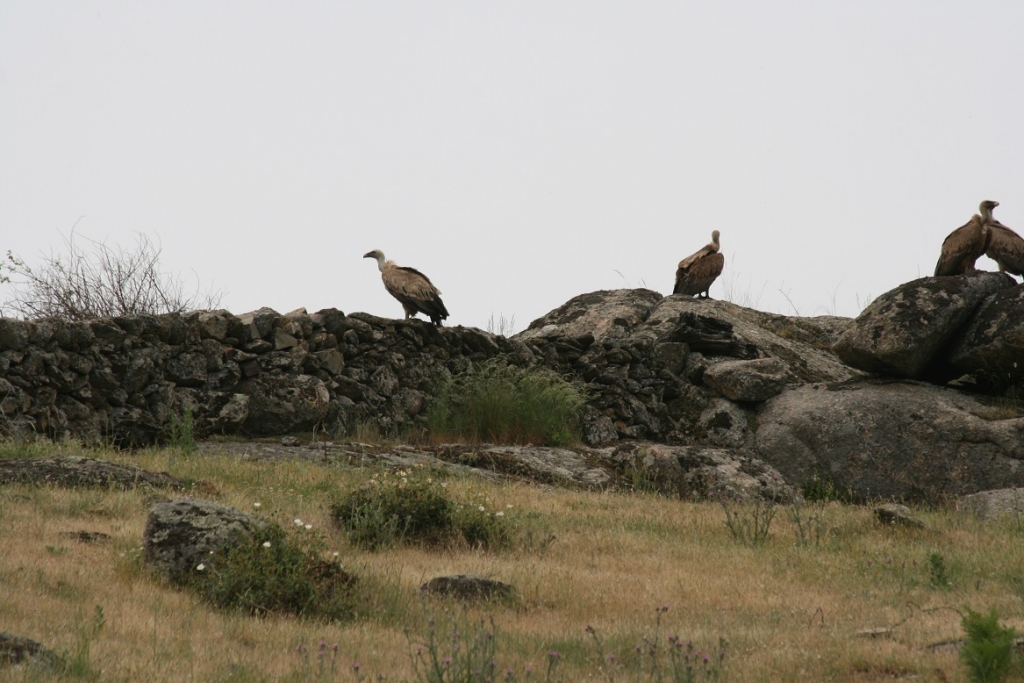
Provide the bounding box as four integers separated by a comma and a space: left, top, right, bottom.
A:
363, 250, 450, 326
673, 230, 724, 298
933, 200, 998, 277
985, 217, 1024, 277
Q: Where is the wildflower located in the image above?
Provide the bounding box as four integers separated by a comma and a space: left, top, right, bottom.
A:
196, 563, 205, 571
506, 504, 513, 509
253, 502, 261, 508
294, 518, 303, 526
495, 511, 504, 517
263, 541, 272, 548
305, 524, 312, 530
332, 551, 340, 558
478, 505, 486, 512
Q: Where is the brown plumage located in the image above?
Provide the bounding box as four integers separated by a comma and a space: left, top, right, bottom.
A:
985, 217, 1024, 277
673, 230, 724, 298
934, 200, 998, 277
363, 250, 450, 326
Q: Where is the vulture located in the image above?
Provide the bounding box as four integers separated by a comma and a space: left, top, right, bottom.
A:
363, 250, 450, 326
933, 200, 999, 276
673, 230, 724, 298
985, 217, 1024, 277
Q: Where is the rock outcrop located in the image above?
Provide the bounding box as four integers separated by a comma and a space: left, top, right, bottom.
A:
0, 632, 59, 670
947, 285, 1024, 388
420, 575, 515, 601
0, 456, 192, 489
755, 380, 1024, 502
609, 441, 795, 502
959, 488, 1024, 520
832, 272, 1016, 380
143, 498, 266, 579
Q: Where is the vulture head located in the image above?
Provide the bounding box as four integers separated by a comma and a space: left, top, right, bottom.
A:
363, 249, 387, 270
980, 200, 999, 220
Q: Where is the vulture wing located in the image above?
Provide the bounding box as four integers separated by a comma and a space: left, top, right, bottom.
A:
985, 221, 1024, 276
934, 215, 987, 277
674, 251, 725, 296
676, 245, 713, 274
382, 265, 450, 325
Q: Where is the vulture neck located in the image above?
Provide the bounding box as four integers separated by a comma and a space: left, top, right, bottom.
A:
372, 254, 390, 272
980, 205, 995, 223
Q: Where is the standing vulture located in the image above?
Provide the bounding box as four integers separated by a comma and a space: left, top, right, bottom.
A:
363, 250, 450, 326
985, 215, 1024, 277
673, 230, 724, 298
933, 200, 999, 276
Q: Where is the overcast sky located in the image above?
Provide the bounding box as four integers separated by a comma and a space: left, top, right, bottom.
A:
2, 2, 1022, 332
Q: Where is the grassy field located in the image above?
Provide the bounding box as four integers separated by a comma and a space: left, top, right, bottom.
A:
2, 439, 1023, 682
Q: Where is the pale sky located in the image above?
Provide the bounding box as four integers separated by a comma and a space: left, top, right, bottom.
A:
2, 2, 1022, 332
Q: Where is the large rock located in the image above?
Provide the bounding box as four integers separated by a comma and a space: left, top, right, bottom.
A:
517, 289, 663, 342
947, 284, 1024, 388
0, 456, 190, 489
832, 273, 1014, 379
702, 357, 794, 402
609, 442, 795, 502
755, 380, 1024, 502
640, 297, 857, 384
959, 488, 1024, 520
420, 575, 515, 601
143, 497, 266, 579
0, 632, 59, 669
236, 373, 331, 435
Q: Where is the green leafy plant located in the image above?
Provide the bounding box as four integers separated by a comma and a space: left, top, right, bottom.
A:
960, 607, 1017, 683
929, 552, 952, 590
190, 522, 355, 621
169, 405, 197, 454
801, 473, 852, 503
332, 469, 515, 551
427, 362, 586, 446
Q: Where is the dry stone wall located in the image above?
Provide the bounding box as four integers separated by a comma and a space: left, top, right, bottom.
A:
0, 290, 848, 447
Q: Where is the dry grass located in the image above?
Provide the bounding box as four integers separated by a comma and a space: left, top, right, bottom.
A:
2, 442, 1024, 681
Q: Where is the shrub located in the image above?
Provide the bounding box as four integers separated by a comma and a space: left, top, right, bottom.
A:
189, 522, 355, 621
4, 229, 220, 320
427, 362, 586, 446
960, 607, 1017, 683
169, 405, 197, 454
332, 469, 514, 551
929, 552, 952, 590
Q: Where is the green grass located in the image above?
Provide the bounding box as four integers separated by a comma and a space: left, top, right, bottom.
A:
426, 362, 586, 446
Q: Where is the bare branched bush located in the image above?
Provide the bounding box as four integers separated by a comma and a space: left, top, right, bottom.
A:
3, 229, 222, 320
